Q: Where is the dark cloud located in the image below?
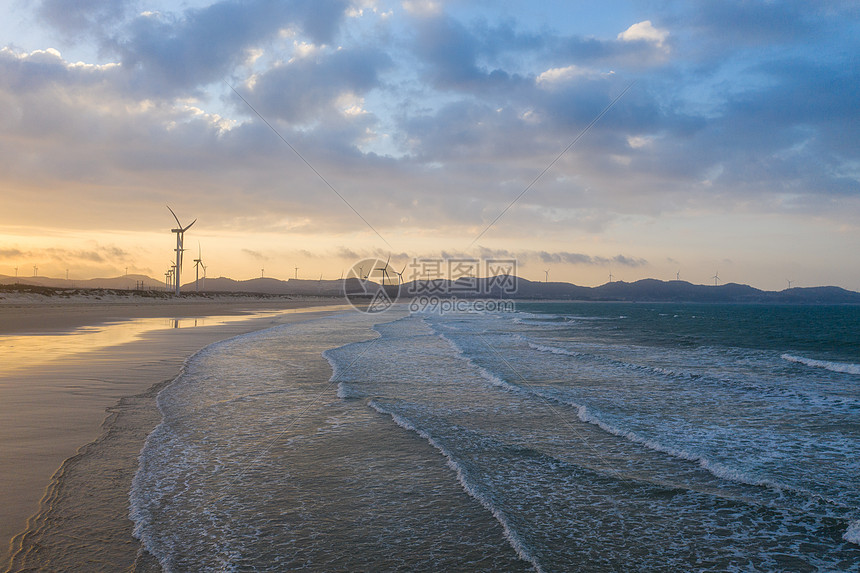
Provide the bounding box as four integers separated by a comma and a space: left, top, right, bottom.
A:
1, 0, 858, 249
38, 0, 134, 39
245, 45, 392, 122
0, 248, 28, 258
111, 1, 321, 95
37, 0, 351, 97
612, 254, 647, 267
242, 249, 267, 260
535, 251, 646, 267
684, 0, 821, 47
336, 247, 361, 260
0, 246, 131, 264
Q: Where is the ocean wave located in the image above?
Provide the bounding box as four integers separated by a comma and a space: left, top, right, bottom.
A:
558, 398, 846, 512
527, 341, 703, 383
527, 342, 585, 358
781, 353, 860, 375
432, 330, 524, 394
368, 400, 543, 573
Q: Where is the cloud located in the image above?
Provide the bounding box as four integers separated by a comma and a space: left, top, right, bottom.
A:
0, 248, 28, 259
536, 64, 603, 87
535, 251, 647, 267
401, 1, 443, 17
243, 45, 392, 123
612, 254, 647, 267
37, 0, 352, 98
1, 0, 859, 289
683, 0, 820, 47
242, 249, 267, 260
336, 247, 362, 259
617, 20, 668, 48
0, 245, 130, 265
37, 0, 133, 39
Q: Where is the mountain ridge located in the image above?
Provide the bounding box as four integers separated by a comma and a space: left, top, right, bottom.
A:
2, 274, 859, 304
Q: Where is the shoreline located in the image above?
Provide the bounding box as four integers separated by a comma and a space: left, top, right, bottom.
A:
0, 293, 345, 334
0, 297, 353, 571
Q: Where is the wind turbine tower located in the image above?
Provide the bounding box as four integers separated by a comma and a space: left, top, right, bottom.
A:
167, 206, 196, 296
394, 263, 407, 285
193, 243, 204, 292
376, 255, 391, 286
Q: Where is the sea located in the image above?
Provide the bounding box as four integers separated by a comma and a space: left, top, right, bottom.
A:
130, 302, 860, 572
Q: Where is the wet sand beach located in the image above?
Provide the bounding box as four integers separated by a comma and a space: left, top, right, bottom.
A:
0, 295, 351, 571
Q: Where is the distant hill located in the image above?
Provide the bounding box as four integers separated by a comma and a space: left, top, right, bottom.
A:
0, 274, 156, 291
1, 274, 859, 304
510, 278, 860, 304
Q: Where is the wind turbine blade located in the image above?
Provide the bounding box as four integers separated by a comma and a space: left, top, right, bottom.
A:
182, 219, 197, 232
167, 205, 182, 227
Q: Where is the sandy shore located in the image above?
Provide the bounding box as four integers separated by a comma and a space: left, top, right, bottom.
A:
0, 295, 352, 570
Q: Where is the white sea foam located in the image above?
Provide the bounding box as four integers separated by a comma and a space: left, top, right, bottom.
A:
368, 400, 544, 573
434, 331, 524, 394
531, 388, 805, 497
844, 520, 860, 546
527, 341, 583, 357
781, 353, 860, 375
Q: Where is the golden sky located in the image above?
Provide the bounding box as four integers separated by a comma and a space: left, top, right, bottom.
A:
1, 1, 858, 289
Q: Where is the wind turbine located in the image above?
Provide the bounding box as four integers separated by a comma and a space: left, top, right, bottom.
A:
786, 279, 793, 289
544, 269, 549, 283
608, 271, 614, 284
712, 271, 720, 286
294, 266, 299, 279
376, 255, 391, 286
167, 206, 196, 296
676, 270, 680, 281
394, 263, 407, 285
166, 263, 176, 291
33, 265, 38, 277
193, 243, 204, 292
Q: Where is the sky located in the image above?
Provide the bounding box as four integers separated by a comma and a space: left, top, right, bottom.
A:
0, 0, 858, 290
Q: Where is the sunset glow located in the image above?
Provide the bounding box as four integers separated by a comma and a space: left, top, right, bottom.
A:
1, 1, 858, 289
